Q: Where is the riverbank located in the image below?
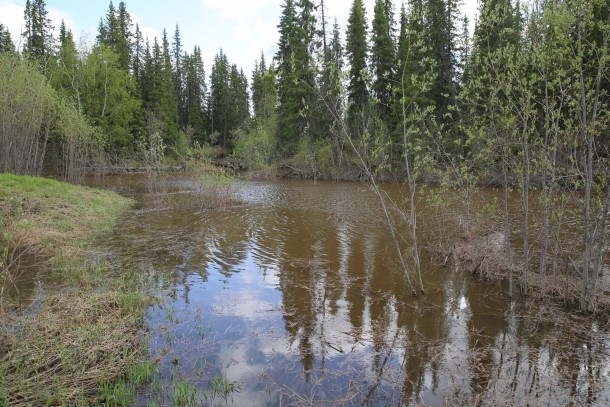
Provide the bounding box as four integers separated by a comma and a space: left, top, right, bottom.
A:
0, 173, 153, 406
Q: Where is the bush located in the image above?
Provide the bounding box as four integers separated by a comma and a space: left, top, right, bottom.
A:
293, 137, 333, 180
233, 125, 277, 170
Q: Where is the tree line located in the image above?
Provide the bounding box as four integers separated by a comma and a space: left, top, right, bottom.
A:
0, 0, 609, 310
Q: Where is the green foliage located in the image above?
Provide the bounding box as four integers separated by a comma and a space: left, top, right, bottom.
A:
80, 45, 141, 150
0, 53, 56, 176
345, 0, 369, 133
54, 97, 104, 182
293, 137, 334, 179
22, 0, 54, 70
371, 0, 395, 121
233, 125, 277, 170
0, 22, 15, 53
209, 50, 249, 150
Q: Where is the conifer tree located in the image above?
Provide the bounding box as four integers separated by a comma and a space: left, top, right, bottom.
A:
0, 23, 15, 53
53, 21, 79, 102
172, 24, 185, 128
97, 1, 132, 72
275, 0, 300, 154
209, 49, 231, 148
251, 55, 277, 128
326, 20, 345, 161
294, 0, 318, 139
371, 0, 395, 121
116, 2, 133, 71
229, 65, 250, 130
345, 0, 369, 135
424, 0, 455, 120
23, 0, 54, 69
160, 30, 179, 142
183, 46, 207, 141
132, 24, 145, 85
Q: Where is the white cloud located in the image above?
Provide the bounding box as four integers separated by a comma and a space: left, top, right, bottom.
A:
0, 0, 25, 46
131, 13, 162, 44
203, 0, 277, 23
0, 0, 79, 48
49, 7, 79, 35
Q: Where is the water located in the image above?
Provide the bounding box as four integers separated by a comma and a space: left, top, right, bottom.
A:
87, 174, 610, 405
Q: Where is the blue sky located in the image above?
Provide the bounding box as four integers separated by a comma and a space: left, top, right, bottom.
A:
0, 0, 479, 78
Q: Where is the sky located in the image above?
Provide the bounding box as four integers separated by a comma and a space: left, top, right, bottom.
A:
0, 0, 479, 78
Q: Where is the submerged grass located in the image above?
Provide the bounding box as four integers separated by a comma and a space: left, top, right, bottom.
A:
0, 173, 156, 406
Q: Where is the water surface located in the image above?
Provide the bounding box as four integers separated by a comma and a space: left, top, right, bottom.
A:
90, 174, 609, 406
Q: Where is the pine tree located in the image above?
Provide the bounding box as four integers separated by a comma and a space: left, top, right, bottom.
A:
345, 0, 369, 135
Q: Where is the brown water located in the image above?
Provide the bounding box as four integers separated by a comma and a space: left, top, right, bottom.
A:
88, 174, 608, 406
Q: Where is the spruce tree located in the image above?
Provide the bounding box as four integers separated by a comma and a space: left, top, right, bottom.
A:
275, 0, 300, 154
209, 49, 231, 148
294, 0, 318, 139
0, 23, 15, 53
172, 24, 185, 128
116, 2, 133, 71
23, 0, 54, 70
160, 30, 179, 142
183, 46, 207, 141
53, 20, 78, 101
424, 0, 455, 120
229, 65, 250, 131
371, 0, 395, 121
345, 0, 369, 136
97, 1, 132, 72
132, 24, 145, 85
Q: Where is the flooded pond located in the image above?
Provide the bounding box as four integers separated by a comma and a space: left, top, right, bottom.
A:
89, 174, 608, 406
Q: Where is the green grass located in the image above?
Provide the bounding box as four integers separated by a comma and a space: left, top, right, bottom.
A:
0, 173, 156, 406
0, 173, 131, 252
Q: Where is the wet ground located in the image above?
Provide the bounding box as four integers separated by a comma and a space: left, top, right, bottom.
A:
71, 174, 610, 405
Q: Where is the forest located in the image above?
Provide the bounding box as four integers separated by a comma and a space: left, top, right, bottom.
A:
0, 0, 609, 312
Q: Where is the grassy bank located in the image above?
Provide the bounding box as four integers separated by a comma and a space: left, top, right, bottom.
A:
0, 173, 153, 406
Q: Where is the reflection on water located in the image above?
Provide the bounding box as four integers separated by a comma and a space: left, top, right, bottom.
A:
91, 174, 609, 406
